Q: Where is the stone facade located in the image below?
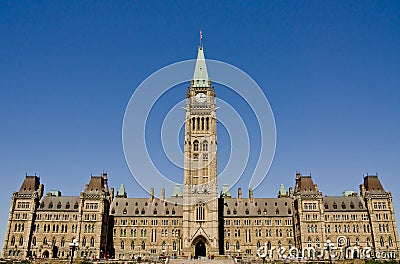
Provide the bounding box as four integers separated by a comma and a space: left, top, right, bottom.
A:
2, 45, 399, 261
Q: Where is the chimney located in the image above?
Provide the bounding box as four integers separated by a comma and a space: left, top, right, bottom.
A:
249, 188, 254, 203
150, 188, 154, 202
238, 188, 242, 200
161, 187, 165, 201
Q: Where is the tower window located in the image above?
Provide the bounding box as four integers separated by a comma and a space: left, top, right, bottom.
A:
202, 141, 208, 151
196, 203, 205, 221
193, 141, 199, 151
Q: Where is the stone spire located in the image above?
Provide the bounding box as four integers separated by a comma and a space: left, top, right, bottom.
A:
192, 46, 209, 87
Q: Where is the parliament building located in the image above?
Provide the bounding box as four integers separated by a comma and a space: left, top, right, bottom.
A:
2, 46, 399, 261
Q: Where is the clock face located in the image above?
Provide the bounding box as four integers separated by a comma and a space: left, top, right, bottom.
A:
195, 93, 207, 103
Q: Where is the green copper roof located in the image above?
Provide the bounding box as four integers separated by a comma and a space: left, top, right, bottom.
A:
221, 184, 231, 197
279, 184, 287, 196
171, 184, 182, 197
192, 46, 209, 87
117, 184, 126, 197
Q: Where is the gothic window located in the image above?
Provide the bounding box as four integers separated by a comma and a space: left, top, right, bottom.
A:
202, 141, 208, 151
66, 202, 70, 209
197, 117, 200, 130
32, 237, 36, 246
43, 237, 47, 245
60, 238, 64, 247
82, 237, 86, 247
173, 241, 177, 251
49, 202, 53, 209
202, 167, 208, 177
380, 237, 384, 247
51, 237, 56, 246
193, 141, 199, 151
389, 236, 393, 247
367, 237, 371, 247
141, 241, 146, 250
57, 202, 62, 209
206, 117, 209, 130
307, 237, 312, 247
341, 202, 346, 209
10, 236, 15, 246
201, 117, 204, 130
350, 202, 354, 209
131, 241, 135, 250
74, 202, 78, 209
226, 242, 230, 250
90, 237, 94, 247
196, 203, 205, 221
121, 240, 124, 249
333, 203, 337, 209
203, 154, 208, 161
193, 154, 199, 160
316, 237, 320, 247
192, 117, 195, 130
236, 241, 240, 250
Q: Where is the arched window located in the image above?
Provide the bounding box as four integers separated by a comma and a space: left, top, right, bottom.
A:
307, 237, 312, 247
10, 236, 15, 246
173, 241, 177, 251
202, 141, 208, 151
60, 238, 65, 247
236, 241, 240, 250
193, 141, 199, 151
226, 242, 230, 250
82, 237, 86, 247
90, 237, 95, 247
196, 203, 205, 221
43, 237, 47, 245
257, 241, 261, 248
131, 241, 135, 250
52, 237, 56, 246
121, 240, 124, 249
389, 236, 393, 247
74, 202, 78, 209
32, 237, 36, 246
57, 202, 62, 209
66, 202, 70, 209
380, 237, 385, 247
367, 237, 371, 247
141, 241, 146, 250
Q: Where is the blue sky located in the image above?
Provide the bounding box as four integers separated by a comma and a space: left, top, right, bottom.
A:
1, 1, 399, 246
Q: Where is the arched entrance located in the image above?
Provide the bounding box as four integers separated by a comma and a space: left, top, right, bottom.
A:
195, 240, 206, 257
42, 250, 49, 258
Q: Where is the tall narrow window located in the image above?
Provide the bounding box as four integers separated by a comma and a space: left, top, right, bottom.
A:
193, 141, 199, 151
196, 203, 205, 221
202, 141, 208, 151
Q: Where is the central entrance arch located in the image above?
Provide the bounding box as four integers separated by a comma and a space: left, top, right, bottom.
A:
195, 240, 206, 257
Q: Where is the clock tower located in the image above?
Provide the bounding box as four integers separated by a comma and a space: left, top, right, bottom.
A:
182, 45, 219, 257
